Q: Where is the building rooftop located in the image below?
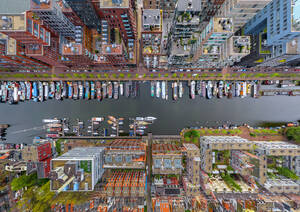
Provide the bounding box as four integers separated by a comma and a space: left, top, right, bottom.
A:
0, 33, 16, 55
102, 44, 122, 55
213, 18, 233, 33
152, 143, 181, 153
254, 141, 300, 150
0, 15, 25, 31
176, 0, 201, 12
62, 42, 83, 55
30, 0, 52, 10
200, 136, 252, 145
143, 9, 161, 31
100, 0, 129, 8
182, 143, 199, 151
0, 0, 30, 13
53, 147, 105, 160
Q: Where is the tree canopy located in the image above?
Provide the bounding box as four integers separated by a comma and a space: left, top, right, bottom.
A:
286, 127, 300, 143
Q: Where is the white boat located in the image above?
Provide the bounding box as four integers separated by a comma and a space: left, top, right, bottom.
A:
156, 81, 160, 98
190, 81, 195, 99
44, 82, 49, 100
162, 81, 166, 99
145, 116, 156, 121
120, 83, 124, 96
173, 82, 178, 100
136, 117, 144, 121
179, 82, 183, 98
42, 119, 61, 123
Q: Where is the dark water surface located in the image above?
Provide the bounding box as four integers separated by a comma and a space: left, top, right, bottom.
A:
0, 82, 300, 143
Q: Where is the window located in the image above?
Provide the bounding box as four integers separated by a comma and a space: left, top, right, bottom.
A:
34, 23, 39, 37
164, 159, 172, 168
154, 159, 161, 168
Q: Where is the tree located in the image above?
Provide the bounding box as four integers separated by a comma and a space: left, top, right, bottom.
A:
119, 73, 124, 78
164, 73, 169, 77
286, 127, 300, 143
172, 73, 177, 78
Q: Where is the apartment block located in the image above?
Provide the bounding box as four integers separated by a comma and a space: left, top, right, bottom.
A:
64, 0, 102, 32
152, 143, 182, 175
49, 147, 105, 192
192, 17, 233, 66
22, 142, 52, 178
264, 179, 300, 193
182, 143, 201, 196
105, 170, 145, 197
30, 0, 76, 38
216, 0, 271, 31
242, 0, 300, 66
0, 33, 49, 70
152, 197, 185, 212
200, 136, 253, 173
0, 0, 65, 69
104, 140, 146, 169
167, 0, 201, 66
254, 141, 300, 185
142, 9, 163, 68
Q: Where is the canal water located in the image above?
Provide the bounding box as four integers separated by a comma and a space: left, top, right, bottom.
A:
0, 81, 300, 143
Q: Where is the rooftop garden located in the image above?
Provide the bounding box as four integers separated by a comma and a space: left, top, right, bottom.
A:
12, 173, 92, 211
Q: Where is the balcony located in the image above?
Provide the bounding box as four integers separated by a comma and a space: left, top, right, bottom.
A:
25, 44, 43, 56
61, 42, 82, 55
0, 15, 25, 31
102, 44, 122, 55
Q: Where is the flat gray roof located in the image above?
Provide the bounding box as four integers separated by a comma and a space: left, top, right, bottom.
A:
0, 0, 31, 14
176, 0, 201, 12
143, 9, 161, 26
54, 147, 105, 159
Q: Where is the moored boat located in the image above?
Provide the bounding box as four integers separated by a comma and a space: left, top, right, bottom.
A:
96, 81, 102, 101
73, 82, 78, 100
206, 81, 212, 99
190, 80, 195, 99
218, 81, 223, 98
91, 81, 95, 99
173, 82, 178, 100
38, 81, 44, 102
156, 81, 160, 98
102, 82, 107, 98
179, 82, 183, 98
44, 82, 49, 100
68, 81, 73, 99
201, 81, 206, 98
108, 82, 113, 99
162, 81, 166, 100
78, 81, 84, 99
20, 82, 26, 101
113, 82, 119, 99
32, 81, 38, 102
55, 81, 61, 100
49, 82, 55, 99
151, 81, 155, 97
119, 82, 124, 96
25, 81, 32, 100
85, 81, 90, 99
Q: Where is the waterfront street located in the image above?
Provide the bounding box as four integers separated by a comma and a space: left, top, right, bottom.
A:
0, 82, 300, 144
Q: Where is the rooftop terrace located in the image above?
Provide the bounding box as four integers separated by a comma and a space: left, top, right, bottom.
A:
102, 44, 122, 55
0, 15, 25, 31
31, 0, 52, 10
100, 0, 129, 8
61, 42, 83, 55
